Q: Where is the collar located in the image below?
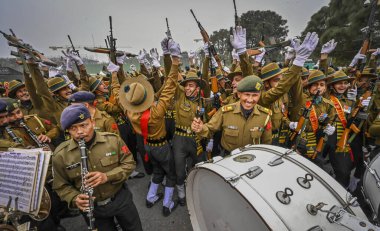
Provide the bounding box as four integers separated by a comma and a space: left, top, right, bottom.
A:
67, 131, 106, 151
93, 108, 103, 119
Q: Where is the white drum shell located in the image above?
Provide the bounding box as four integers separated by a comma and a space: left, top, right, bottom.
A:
186, 145, 368, 231
363, 153, 380, 218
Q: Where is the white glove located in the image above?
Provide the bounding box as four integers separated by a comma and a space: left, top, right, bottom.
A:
290, 37, 301, 49
211, 57, 218, 68
231, 49, 239, 61
289, 122, 298, 130
371, 48, 380, 56
230, 26, 246, 55
116, 52, 128, 65
130, 64, 137, 72
150, 48, 161, 68
293, 32, 319, 67
68, 51, 84, 65
349, 52, 366, 67
189, 50, 196, 59
144, 59, 152, 70
284, 46, 295, 60
62, 75, 77, 90
346, 87, 357, 101
206, 139, 214, 152
361, 97, 371, 107
65, 58, 73, 72
323, 124, 336, 136
223, 66, 231, 74
254, 48, 266, 63
137, 50, 147, 63
107, 61, 120, 73
161, 37, 170, 55
321, 39, 337, 54
203, 43, 210, 57
347, 176, 360, 192
168, 39, 181, 57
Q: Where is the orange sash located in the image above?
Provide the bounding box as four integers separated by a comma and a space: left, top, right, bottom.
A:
330, 95, 347, 128
309, 105, 319, 134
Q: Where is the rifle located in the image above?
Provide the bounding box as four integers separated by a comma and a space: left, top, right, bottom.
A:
314, 114, 337, 159
356, 0, 380, 72
67, 35, 81, 72
84, 47, 135, 57
232, 0, 241, 28
190, 9, 224, 73
166, 17, 172, 39
9, 29, 29, 74
336, 90, 373, 152
289, 90, 320, 150
108, 16, 117, 64
0, 30, 57, 67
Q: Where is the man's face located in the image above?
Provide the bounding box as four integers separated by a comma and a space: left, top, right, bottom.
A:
0, 112, 8, 127
333, 80, 349, 94
57, 86, 72, 99
8, 108, 23, 124
67, 118, 95, 142
218, 79, 226, 89
15, 87, 30, 101
357, 77, 370, 89
237, 91, 261, 110
309, 80, 326, 95
184, 81, 200, 97
265, 75, 282, 89
96, 81, 109, 94
232, 75, 243, 93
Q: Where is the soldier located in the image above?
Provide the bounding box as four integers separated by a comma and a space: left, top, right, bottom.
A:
52, 104, 142, 231
69, 91, 119, 135
7, 79, 40, 116
192, 75, 272, 152
4, 98, 59, 148
223, 66, 243, 105
119, 39, 180, 216
0, 99, 23, 151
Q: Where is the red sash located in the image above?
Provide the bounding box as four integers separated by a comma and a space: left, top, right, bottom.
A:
330, 95, 347, 128
140, 109, 151, 162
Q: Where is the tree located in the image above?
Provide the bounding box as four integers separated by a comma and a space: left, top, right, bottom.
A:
303, 0, 380, 66
210, 29, 232, 65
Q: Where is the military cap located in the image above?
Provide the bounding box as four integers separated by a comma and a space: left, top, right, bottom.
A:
119, 75, 155, 113
3, 98, 20, 113
327, 70, 354, 85
180, 71, 206, 89
47, 77, 72, 93
60, 104, 91, 130
69, 91, 96, 103
89, 76, 103, 92
301, 67, 309, 77
260, 63, 284, 81
237, 75, 263, 92
7, 80, 25, 98
0, 99, 7, 113
305, 70, 332, 87
227, 66, 242, 81
360, 67, 377, 79
326, 67, 336, 78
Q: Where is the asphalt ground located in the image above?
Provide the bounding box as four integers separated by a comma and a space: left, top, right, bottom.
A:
61, 158, 193, 231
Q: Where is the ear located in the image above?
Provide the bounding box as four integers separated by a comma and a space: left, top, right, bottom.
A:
237, 92, 242, 98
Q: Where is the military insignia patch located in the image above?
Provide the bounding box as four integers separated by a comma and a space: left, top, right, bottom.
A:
106, 151, 116, 157
13, 103, 19, 108
79, 113, 85, 119
112, 123, 118, 131
255, 82, 262, 91
121, 145, 130, 155
222, 105, 234, 112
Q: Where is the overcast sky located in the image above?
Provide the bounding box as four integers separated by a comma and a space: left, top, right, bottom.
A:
0, 0, 329, 61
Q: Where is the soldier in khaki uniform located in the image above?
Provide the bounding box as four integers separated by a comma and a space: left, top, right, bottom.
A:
192, 75, 272, 152
0, 99, 23, 151
53, 104, 142, 231
69, 91, 119, 135
4, 98, 59, 148
7, 79, 41, 116
119, 39, 181, 216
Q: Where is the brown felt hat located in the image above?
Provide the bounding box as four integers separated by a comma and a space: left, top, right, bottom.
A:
7, 80, 25, 98
119, 75, 154, 113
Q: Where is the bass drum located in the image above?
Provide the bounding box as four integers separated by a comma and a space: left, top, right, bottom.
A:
186, 145, 368, 231
363, 152, 380, 223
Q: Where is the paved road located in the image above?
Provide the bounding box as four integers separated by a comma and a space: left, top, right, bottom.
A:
61, 161, 193, 231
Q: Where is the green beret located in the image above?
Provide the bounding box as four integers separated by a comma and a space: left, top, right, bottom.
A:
237, 75, 263, 92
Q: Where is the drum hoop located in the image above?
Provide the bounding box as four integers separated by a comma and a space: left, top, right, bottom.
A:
362, 153, 380, 207
236, 145, 357, 216
189, 166, 274, 230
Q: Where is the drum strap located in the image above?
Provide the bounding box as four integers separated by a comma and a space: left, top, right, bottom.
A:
140, 109, 151, 162
309, 105, 319, 134
330, 95, 347, 128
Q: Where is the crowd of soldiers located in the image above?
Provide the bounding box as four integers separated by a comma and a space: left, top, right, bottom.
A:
0, 23, 379, 231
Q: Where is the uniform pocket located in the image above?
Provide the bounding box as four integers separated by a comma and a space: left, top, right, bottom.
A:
223, 128, 239, 146
100, 155, 119, 167
66, 166, 81, 179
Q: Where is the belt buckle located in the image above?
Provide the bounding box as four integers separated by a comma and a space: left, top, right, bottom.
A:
186, 128, 192, 134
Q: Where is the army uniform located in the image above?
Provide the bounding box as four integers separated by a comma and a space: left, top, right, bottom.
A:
53, 105, 142, 231
7, 79, 42, 117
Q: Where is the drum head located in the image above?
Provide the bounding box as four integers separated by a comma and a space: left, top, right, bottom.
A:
187, 168, 270, 231
363, 153, 380, 219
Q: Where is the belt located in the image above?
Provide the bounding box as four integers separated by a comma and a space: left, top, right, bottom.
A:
175, 126, 195, 137
147, 137, 168, 147
96, 197, 112, 206
165, 110, 176, 119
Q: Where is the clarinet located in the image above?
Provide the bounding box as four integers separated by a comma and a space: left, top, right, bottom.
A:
78, 139, 97, 231
5, 126, 23, 144
19, 120, 49, 149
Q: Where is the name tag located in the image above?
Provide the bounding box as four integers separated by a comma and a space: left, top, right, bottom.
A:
227, 125, 238, 130
250, 127, 263, 132
66, 162, 80, 170
105, 151, 117, 157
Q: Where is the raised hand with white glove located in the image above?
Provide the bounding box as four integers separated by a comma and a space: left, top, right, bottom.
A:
284, 46, 295, 60
371, 48, 380, 56
231, 49, 239, 61
230, 26, 246, 55
349, 50, 366, 67
68, 50, 84, 65
150, 48, 161, 68
206, 139, 214, 152
289, 122, 298, 130
293, 32, 319, 67
346, 86, 357, 101
161, 37, 170, 55
137, 50, 147, 63
321, 39, 337, 54
116, 52, 128, 65
254, 48, 266, 63
323, 124, 336, 136
189, 50, 196, 59
168, 39, 181, 57
107, 61, 120, 73
203, 43, 210, 57
361, 97, 371, 107
65, 58, 73, 72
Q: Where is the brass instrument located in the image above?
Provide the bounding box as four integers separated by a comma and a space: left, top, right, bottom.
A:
78, 139, 97, 231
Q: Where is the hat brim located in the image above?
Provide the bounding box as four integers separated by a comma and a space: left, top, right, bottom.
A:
227, 71, 243, 81
8, 83, 25, 98
51, 81, 73, 93
261, 69, 285, 81
327, 76, 355, 85
90, 77, 103, 92
119, 76, 154, 113
180, 78, 206, 89
305, 75, 333, 87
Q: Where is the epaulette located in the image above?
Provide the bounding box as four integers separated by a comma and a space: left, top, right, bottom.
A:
221, 104, 235, 112
100, 132, 118, 137
257, 105, 272, 116
54, 140, 71, 154
100, 110, 111, 118
323, 98, 335, 107
23, 114, 38, 120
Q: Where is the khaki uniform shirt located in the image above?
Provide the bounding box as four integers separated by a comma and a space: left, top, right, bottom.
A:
197, 102, 272, 152
369, 112, 380, 145
0, 129, 23, 151
52, 132, 136, 208
93, 108, 119, 135
127, 65, 178, 139
222, 94, 239, 106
